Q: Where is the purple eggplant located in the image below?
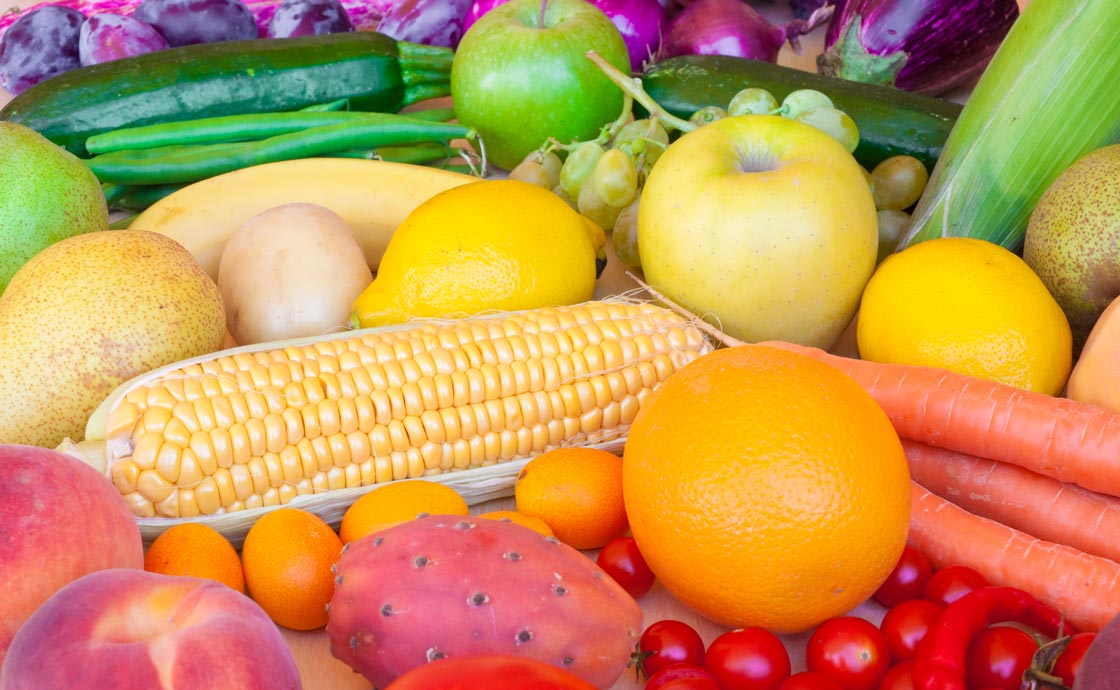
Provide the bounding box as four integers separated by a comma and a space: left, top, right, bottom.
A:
817, 0, 1019, 96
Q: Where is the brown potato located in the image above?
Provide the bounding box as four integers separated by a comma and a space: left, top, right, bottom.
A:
218, 202, 373, 345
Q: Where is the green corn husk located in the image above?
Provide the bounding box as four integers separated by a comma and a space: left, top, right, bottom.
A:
897, 0, 1120, 252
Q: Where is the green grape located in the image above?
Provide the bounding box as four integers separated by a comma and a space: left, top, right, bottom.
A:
611, 193, 642, 270
590, 148, 639, 209
794, 107, 860, 153
559, 141, 605, 200
780, 89, 834, 120
690, 106, 727, 126
613, 118, 669, 163
876, 209, 912, 264
577, 177, 623, 231
870, 155, 929, 211
727, 87, 779, 116
508, 151, 556, 188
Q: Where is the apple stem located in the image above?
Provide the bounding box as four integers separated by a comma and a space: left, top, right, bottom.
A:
584, 51, 697, 136
539, 0, 547, 28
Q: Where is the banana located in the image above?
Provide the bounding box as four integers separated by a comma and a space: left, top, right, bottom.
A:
128, 158, 480, 281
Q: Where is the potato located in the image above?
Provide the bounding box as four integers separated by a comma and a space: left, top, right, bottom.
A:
218, 202, 373, 345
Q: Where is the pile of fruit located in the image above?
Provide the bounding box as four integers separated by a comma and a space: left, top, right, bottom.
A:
4, 0, 1120, 689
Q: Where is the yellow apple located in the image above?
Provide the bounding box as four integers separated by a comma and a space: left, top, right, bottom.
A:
637, 114, 878, 349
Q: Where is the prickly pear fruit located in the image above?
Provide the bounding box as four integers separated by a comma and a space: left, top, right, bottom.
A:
325, 514, 644, 689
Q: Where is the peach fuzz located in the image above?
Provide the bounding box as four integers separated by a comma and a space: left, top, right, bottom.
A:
0, 443, 144, 668
0, 569, 302, 690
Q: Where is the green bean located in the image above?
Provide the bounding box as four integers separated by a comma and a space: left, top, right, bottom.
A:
112, 183, 186, 211
85, 109, 467, 155
86, 118, 477, 186
329, 141, 456, 165
299, 99, 351, 112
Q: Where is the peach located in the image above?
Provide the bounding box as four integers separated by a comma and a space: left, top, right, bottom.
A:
0, 443, 144, 668
0, 569, 302, 690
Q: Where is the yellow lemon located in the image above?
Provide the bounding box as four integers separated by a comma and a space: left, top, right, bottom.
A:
857, 237, 1072, 394
351, 179, 606, 328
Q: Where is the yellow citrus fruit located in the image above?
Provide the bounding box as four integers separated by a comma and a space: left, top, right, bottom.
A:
350, 178, 607, 328
476, 509, 556, 537
241, 507, 342, 631
514, 447, 628, 550
622, 345, 911, 634
857, 237, 1072, 395
144, 523, 244, 592
339, 479, 470, 544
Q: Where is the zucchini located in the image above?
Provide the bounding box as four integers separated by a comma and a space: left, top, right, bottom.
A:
637, 54, 962, 172
0, 31, 453, 157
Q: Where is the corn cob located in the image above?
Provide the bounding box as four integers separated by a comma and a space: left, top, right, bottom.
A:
84, 300, 713, 519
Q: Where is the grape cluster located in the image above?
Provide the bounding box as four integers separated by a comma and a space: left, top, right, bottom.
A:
509, 87, 865, 271
0, 0, 354, 95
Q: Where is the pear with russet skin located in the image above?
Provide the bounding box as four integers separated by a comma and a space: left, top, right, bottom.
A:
1023, 144, 1120, 355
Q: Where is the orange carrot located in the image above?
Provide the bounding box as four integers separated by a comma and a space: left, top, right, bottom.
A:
903, 438, 1120, 565
908, 481, 1120, 632
755, 339, 1120, 498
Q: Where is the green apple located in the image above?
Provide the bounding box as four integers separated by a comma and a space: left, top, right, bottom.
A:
637, 114, 879, 350
451, 0, 631, 171
0, 121, 108, 294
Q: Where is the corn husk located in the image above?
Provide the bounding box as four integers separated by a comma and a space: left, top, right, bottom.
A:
898, 0, 1120, 252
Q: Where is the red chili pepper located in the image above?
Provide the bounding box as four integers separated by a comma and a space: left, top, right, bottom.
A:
911, 585, 1076, 690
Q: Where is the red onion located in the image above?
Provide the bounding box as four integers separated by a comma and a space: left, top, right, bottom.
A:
661, 0, 821, 63
462, 0, 669, 71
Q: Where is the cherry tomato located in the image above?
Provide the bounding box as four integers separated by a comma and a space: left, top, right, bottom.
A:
877, 660, 914, 690
645, 663, 721, 690
922, 564, 989, 607
963, 625, 1039, 690
382, 653, 597, 689
639, 620, 707, 678
704, 627, 792, 690
1051, 632, 1097, 687
805, 616, 891, 690
778, 670, 846, 690
596, 536, 656, 599
873, 546, 934, 608
879, 599, 943, 662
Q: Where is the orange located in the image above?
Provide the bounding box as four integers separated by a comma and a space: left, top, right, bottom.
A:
514, 447, 628, 550
241, 507, 342, 631
144, 523, 244, 592
476, 509, 556, 538
622, 345, 911, 634
339, 479, 470, 544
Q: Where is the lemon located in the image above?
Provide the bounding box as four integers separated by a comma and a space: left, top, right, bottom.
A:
351, 179, 606, 328
857, 237, 1072, 394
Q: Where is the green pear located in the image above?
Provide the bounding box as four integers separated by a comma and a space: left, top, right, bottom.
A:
0, 122, 108, 294
1023, 144, 1120, 354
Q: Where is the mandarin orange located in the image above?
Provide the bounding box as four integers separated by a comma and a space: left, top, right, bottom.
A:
514, 447, 628, 550
144, 523, 244, 592
339, 479, 470, 544
622, 344, 911, 634
241, 507, 342, 631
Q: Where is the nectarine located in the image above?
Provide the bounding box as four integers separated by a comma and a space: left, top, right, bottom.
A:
0, 444, 144, 669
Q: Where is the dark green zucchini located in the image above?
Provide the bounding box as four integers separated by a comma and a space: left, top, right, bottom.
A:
0, 32, 453, 157
638, 54, 962, 172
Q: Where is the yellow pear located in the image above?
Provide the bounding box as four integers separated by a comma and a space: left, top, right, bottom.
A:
0, 230, 226, 448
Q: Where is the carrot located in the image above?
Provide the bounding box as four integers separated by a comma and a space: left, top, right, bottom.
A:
908, 481, 1120, 632
752, 339, 1120, 498
903, 438, 1120, 565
